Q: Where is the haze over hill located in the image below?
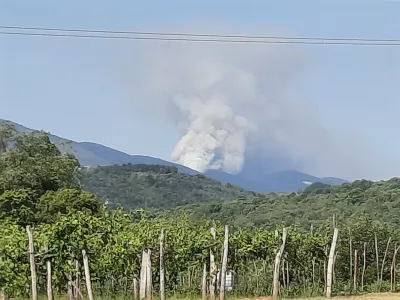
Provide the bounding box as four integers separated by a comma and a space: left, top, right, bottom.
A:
1, 119, 346, 192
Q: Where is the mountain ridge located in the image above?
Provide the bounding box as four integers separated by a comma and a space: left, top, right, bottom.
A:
0, 119, 347, 192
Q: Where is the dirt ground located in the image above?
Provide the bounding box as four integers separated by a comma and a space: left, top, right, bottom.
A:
298, 294, 398, 300
239, 293, 399, 300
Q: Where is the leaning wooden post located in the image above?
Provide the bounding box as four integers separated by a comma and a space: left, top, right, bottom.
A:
146, 249, 153, 300
374, 233, 379, 284
67, 260, 74, 300
133, 277, 139, 300
391, 245, 400, 292
202, 263, 207, 300
45, 246, 54, 300
209, 228, 217, 300
219, 225, 229, 300
326, 228, 339, 298
361, 242, 366, 291
353, 250, 358, 292
273, 227, 288, 300
0, 288, 4, 300
139, 250, 147, 300
380, 237, 392, 288
348, 229, 353, 290
26, 226, 38, 300
75, 260, 81, 300
82, 250, 94, 300
159, 229, 166, 300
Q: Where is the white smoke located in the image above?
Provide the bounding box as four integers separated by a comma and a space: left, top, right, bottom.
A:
125, 31, 309, 174
170, 94, 256, 173
118, 23, 380, 179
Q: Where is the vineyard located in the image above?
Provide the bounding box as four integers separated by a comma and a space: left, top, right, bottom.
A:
1, 210, 400, 299
1, 123, 400, 300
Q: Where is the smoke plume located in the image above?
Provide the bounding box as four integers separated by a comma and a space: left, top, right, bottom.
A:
120, 23, 379, 179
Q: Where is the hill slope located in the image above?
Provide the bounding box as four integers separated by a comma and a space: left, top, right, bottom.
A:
80, 164, 261, 209
1, 119, 347, 192
2, 119, 199, 173
162, 178, 400, 229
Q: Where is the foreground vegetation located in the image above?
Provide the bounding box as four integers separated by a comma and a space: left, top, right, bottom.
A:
1, 122, 400, 299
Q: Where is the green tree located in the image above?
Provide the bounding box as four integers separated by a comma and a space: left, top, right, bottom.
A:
37, 188, 101, 223
0, 121, 16, 153
0, 129, 79, 194
0, 189, 38, 225
0, 124, 100, 225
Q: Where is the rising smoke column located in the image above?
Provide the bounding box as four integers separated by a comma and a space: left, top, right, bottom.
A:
129, 39, 308, 174
127, 37, 310, 174
170, 94, 256, 173
121, 24, 379, 179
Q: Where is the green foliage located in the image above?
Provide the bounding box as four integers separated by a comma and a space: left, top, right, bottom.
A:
3, 120, 400, 299
0, 189, 38, 225
161, 178, 400, 230
1, 210, 399, 298
0, 124, 102, 226
36, 188, 101, 223
0, 121, 16, 153
0, 128, 80, 194
80, 164, 260, 209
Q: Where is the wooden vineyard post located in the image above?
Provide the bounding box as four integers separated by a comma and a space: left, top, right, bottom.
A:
26, 226, 38, 300
0, 288, 5, 300
353, 250, 358, 292
282, 257, 287, 289
273, 227, 288, 300
159, 229, 166, 300
380, 237, 392, 289
209, 227, 217, 300
219, 225, 229, 300
67, 260, 73, 300
45, 246, 53, 300
140, 250, 147, 300
146, 249, 153, 300
133, 277, 139, 300
323, 245, 328, 293
391, 245, 400, 292
326, 228, 339, 298
202, 263, 207, 300
312, 257, 316, 289
374, 233, 379, 284
286, 261, 289, 287
362, 242, 366, 291
82, 250, 94, 300
75, 260, 81, 300
348, 229, 353, 290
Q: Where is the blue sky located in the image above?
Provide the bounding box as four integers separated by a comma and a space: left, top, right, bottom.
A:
1, 0, 400, 180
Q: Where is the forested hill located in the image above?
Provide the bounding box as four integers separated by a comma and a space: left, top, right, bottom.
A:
80, 163, 400, 230
80, 164, 262, 209
160, 178, 400, 229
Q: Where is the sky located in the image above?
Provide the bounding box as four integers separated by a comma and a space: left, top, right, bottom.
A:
1, 0, 400, 180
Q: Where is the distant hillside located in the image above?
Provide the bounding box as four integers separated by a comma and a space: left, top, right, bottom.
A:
209, 169, 347, 192
1, 119, 347, 192
3, 119, 199, 173
160, 178, 400, 229
80, 164, 261, 210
